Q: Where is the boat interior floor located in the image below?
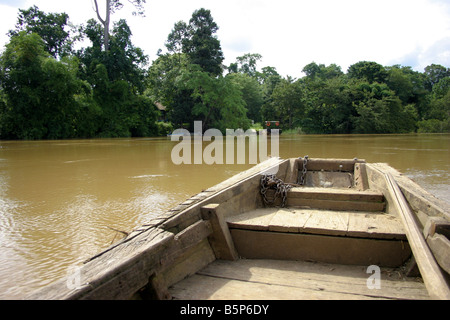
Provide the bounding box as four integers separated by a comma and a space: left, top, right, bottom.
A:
169, 258, 429, 300
169, 182, 433, 300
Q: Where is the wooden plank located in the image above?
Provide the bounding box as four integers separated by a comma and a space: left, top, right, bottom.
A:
199, 260, 429, 300
172, 220, 213, 249
285, 158, 300, 184
268, 208, 312, 233
171, 274, 384, 300
424, 217, 450, 239
385, 173, 450, 300
159, 239, 216, 291
201, 204, 239, 261
302, 210, 349, 236
230, 229, 411, 267
426, 234, 450, 275
288, 187, 384, 202
287, 197, 385, 212
137, 273, 172, 300
423, 217, 450, 274
170, 259, 428, 300
354, 163, 369, 191
228, 208, 406, 240
347, 213, 407, 240
227, 208, 279, 231
296, 158, 365, 172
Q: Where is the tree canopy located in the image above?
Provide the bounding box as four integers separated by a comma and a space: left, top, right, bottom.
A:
1, 6, 449, 140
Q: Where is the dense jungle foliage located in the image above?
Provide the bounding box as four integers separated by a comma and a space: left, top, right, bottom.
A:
0, 5, 449, 139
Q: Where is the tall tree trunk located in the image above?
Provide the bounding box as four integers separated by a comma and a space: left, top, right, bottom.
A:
104, 0, 110, 51
93, 0, 111, 52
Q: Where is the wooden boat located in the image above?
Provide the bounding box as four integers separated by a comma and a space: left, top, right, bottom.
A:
28, 157, 450, 300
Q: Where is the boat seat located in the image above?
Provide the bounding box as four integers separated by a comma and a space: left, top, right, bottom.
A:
227, 207, 405, 240
286, 187, 386, 212
226, 207, 410, 267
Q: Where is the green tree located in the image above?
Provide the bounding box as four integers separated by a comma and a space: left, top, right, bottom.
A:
347, 61, 388, 84
301, 77, 353, 134
165, 21, 188, 55
427, 77, 450, 121
424, 64, 450, 90
351, 82, 417, 134
259, 66, 282, 122
0, 32, 87, 139
156, 9, 231, 130
147, 53, 194, 128
270, 78, 304, 129
229, 53, 263, 78
302, 62, 343, 80
9, 5, 73, 59
178, 65, 250, 132
186, 8, 224, 75
166, 8, 224, 76
78, 19, 148, 92
227, 73, 264, 122
77, 19, 156, 137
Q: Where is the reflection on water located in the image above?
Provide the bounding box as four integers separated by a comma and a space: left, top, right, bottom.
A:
0, 134, 448, 298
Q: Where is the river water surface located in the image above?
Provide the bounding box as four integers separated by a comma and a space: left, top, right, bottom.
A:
0, 134, 449, 299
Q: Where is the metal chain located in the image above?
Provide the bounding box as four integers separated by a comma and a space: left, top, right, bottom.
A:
298, 155, 309, 186
260, 174, 292, 208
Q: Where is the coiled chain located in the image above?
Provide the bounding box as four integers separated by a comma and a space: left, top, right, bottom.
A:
260, 174, 292, 208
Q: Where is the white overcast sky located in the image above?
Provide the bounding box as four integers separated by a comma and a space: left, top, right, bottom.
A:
0, 0, 449, 78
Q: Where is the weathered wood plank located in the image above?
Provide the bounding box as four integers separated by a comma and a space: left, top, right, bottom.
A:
287, 197, 385, 212
354, 163, 369, 191
347, 213, 407, 240
423, 217, 450, 274
171, 274, 384, 300
170, 259, 428, 300
230, 229, 411, 267
159, 239, 215, 291
302, 210, 349, 236
137, 273, 172, 300
424, 217, 450, 239
227, 208, 279, 231
288, 187, 384, 202
296, 158, 365, 172
200, 260, 429, 300
228, 208, 406, 240
385, 173, 450, 300
426, 234, 450, 275
268, 208, 311, 233
284, 158, 300, 184
201, 204, 238, 261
